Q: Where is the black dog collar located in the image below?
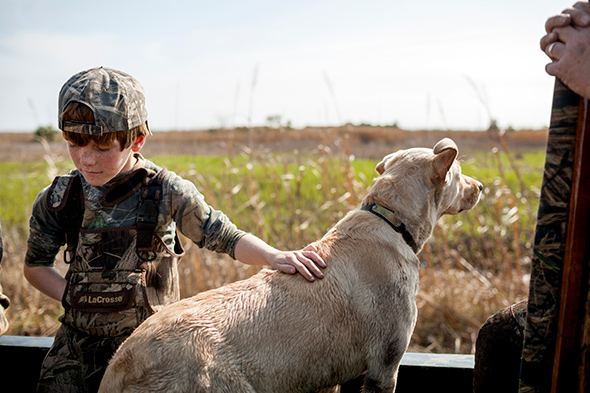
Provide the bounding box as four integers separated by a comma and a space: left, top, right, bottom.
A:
361, 204, 418, 253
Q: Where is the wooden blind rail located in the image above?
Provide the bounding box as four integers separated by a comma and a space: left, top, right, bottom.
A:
551, 97, 590, 393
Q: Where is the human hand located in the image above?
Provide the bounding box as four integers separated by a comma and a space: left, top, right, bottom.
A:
545, 2, 590, 33
270, 243, 326, 282
541, 2, 590, 56
541, 2, 590, 98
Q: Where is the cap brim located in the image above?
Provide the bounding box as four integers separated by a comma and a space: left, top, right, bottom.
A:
60, 119, 105, 135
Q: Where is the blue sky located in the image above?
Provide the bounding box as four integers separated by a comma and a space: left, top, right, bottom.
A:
0, 0, 577, 132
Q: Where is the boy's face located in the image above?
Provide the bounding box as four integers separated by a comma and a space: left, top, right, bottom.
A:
67, 137, 145, 186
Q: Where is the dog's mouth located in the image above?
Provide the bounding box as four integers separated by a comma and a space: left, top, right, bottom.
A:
449, 183, 482, 215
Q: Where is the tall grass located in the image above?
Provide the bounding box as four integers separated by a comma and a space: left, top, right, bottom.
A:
0, 132, 543, 353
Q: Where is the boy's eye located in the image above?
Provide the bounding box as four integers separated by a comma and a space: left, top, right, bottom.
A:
96, 145, 113, 152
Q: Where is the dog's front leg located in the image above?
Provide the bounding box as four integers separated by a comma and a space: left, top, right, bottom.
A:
360, 372, 397, 393
361, 346, 405, 393
317, 386, 341, 393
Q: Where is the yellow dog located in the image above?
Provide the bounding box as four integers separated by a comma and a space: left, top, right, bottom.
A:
99, 138, 482, 393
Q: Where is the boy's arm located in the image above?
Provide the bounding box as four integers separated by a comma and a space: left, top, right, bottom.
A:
23, 265, 66, 301
233, 234, 326, 282
22, 184, 68, 302
167, 174, 326, 281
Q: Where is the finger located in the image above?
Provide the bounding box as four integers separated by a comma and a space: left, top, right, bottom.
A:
547, 41, 565, 60
546, 13, 572, 33
274, 255, 317, 281
302, 243, 318, 252
545, 50, 567, 78
302, 249, 327, 268
302, 259, 325, 279
573, 1, 590, 10
296, 251, 327, 279
545, 61, 560, 78
570, 3, 590, 26
291, 255, 323, 280
545, 42, 558, 60
275, 263, 297, 275
540, 32, 558, 52
290, 261, 316, 282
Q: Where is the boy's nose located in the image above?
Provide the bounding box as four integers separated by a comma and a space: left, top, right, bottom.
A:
80, 149, 96, 165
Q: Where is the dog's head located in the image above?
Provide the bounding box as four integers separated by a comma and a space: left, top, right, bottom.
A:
367, 138, 482, 219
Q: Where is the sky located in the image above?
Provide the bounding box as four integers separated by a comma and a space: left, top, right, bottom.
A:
0, 0, 578, 133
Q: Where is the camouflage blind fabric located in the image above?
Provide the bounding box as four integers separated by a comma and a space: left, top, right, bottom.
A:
518, 79, 578, 393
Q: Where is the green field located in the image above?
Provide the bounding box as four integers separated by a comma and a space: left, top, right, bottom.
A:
0, 147, 545, 353
0, 150, 545, 245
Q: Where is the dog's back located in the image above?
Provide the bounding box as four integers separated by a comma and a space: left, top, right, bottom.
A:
100, 215, 418, 393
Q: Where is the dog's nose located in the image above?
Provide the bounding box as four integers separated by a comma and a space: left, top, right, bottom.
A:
477, 182, 484, 191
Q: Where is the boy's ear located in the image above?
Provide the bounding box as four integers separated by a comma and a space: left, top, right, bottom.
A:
131, 136, 146, 152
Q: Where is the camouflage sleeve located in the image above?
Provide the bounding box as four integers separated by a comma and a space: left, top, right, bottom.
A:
166, 171, 247, 259
24, 186, 65, 267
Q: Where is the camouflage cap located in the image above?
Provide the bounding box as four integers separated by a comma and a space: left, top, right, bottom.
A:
58, 67, 150, 135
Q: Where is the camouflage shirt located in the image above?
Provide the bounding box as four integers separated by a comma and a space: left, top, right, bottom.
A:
25, 154, 247, 336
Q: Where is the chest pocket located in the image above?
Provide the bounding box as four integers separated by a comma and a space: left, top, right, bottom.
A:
62, 229, 183, 337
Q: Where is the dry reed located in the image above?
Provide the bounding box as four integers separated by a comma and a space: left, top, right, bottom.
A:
0, 127, 542, 354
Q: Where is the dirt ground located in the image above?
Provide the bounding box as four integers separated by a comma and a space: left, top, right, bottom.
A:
0, 126, 548, 162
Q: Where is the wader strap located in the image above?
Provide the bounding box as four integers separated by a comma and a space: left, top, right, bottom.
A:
62, 176, 84, 263
136, 169, 167, 261
102, 168, 149, 207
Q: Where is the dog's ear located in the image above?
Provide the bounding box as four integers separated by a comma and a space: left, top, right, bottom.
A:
375, 153, 390, 175
375, 153, 395, 175
432, 138, 458, 182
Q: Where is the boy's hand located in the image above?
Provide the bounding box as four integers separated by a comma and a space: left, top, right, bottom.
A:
233, 234, 326, 282
271, 243, 326, 282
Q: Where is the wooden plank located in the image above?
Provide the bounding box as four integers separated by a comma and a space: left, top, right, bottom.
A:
0, 336, 53, 393
0, 336, 476, 393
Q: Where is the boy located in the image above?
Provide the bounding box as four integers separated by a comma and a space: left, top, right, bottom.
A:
23, 66, 325, 393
